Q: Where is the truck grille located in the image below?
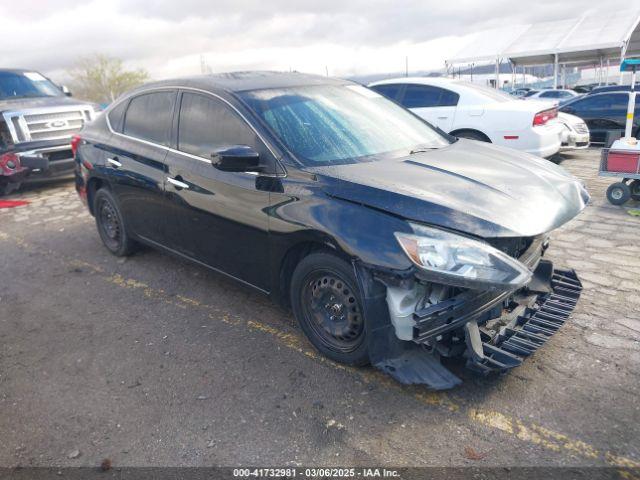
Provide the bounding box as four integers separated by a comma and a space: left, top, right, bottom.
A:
2, 106, 94, 144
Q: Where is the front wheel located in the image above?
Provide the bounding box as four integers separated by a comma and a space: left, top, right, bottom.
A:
290, 252, 369, 366
0, 182, 20, 196
94, 188, 137, 256
606, 182, 631, 205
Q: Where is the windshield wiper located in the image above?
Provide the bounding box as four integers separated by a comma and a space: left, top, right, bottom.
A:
409, 145, 440, 155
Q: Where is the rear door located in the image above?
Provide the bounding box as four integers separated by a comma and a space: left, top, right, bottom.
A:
398, 84, 459, 132
104, 90, 177, 243
163, 91, 275, 291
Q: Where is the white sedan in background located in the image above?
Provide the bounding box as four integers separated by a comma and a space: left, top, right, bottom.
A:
524, 88, 580, 104
557, 112, 590, 150
368, 77, 563, 158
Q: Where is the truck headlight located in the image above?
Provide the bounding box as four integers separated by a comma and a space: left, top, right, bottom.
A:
394, 224, 532, 290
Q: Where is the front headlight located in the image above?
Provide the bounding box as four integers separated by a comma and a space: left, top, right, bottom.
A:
394, 224, 532, 291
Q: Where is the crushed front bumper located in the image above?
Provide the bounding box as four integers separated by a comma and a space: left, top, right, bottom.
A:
461, 268, 582, 373
363, 260, 582, 390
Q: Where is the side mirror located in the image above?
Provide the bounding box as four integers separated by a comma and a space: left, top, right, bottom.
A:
562, 106, 575, 114
61, 85, 72, 97
211, 145, 262, 173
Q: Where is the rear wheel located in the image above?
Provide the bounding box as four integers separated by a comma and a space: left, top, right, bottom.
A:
94, 188, 137, 256
290, 252, 369, 366
630, 179, 640, 201
606, 182, 631, 205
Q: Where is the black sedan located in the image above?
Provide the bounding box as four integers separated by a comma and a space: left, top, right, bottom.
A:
560, 91, 640, 144
74, 72, 588, 389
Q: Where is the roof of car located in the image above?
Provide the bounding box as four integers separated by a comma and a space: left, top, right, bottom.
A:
369, 76, 457, 87
0, 68, 37, 74
130, 71, 351, 95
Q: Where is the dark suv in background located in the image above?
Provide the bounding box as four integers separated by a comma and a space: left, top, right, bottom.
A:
0, 69, 96, 195
560, 91, 640, 144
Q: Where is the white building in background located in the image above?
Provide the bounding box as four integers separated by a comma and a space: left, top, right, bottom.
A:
451, 72, 541, 88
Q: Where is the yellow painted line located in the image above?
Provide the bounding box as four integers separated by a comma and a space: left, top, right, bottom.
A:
52, 260, 640, 466
2, 235, 638, 468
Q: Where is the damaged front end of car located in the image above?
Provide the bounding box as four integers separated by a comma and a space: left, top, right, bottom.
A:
355, 231, 583, 390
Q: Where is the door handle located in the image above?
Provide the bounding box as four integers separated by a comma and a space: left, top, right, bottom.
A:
107, 157, 122, 168
437, 116, 448, 120
167, 176, 189, 190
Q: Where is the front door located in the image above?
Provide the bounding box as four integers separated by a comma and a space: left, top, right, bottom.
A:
163, 91, 276, 291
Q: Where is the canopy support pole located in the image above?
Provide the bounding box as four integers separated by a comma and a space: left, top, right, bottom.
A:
553, 53, 559, 89
599, 56, 604, 85
621, 47, 625, 84
495, 57, 500, 89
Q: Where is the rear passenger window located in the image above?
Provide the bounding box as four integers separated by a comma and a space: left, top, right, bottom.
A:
439, 88, 460, 107
123, 91, 176, 146
401, 85, 442, 108
399, 85, 459, 108
107, 100, 128, 133
178, 92, 259, 159
370, 84, 403, 101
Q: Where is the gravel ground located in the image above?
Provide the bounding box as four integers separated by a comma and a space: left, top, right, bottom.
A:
0, 149, 638, 470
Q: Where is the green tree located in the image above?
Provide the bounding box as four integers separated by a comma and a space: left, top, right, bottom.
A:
68, 54, 149, 104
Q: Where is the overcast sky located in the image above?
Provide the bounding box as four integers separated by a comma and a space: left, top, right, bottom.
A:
0, 0, 634, 82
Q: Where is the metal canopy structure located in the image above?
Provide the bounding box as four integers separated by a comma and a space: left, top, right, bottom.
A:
447, 9, 640, 87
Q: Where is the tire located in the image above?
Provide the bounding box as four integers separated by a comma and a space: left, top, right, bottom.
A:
0, 182, 20, 196
290, 252, 369, 366
454, 130, 490, 142
93, 188, 137, 256
630, 179, 640, 201
606, 182, 631, 206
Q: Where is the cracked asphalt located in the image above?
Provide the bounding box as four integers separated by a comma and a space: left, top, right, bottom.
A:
0, 149, 639, 470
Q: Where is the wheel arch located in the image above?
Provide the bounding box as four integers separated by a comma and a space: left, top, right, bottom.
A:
449, 128, 492, 142
86, 176, 111, 216
276, 237, 351, 308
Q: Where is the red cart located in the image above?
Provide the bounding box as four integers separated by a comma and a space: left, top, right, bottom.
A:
600, 148, 640, 204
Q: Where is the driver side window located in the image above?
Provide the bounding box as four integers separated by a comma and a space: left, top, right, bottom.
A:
177, 92, 261, 160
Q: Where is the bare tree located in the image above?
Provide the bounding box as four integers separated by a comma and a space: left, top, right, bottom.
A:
68, 54, 149, 104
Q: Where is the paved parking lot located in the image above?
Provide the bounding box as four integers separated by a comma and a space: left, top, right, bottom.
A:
1, 149, 639, 469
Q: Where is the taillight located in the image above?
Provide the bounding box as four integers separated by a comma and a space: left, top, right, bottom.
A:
0, 152, 20, 174
71, 135, 82, 157
533, 108, 558, 126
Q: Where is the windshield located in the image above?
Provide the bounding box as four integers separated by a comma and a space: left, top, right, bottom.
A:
240, 84, 450, 165
0, 71, 63, 100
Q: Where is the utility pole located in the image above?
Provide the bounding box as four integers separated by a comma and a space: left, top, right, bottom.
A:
405, 56, 408, 77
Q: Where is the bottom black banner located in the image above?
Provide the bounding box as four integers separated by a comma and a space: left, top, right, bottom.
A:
0, 467, 637, 480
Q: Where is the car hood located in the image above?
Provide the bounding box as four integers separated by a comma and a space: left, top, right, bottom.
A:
308, 139, 589, 238
0, 96, 94, 112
